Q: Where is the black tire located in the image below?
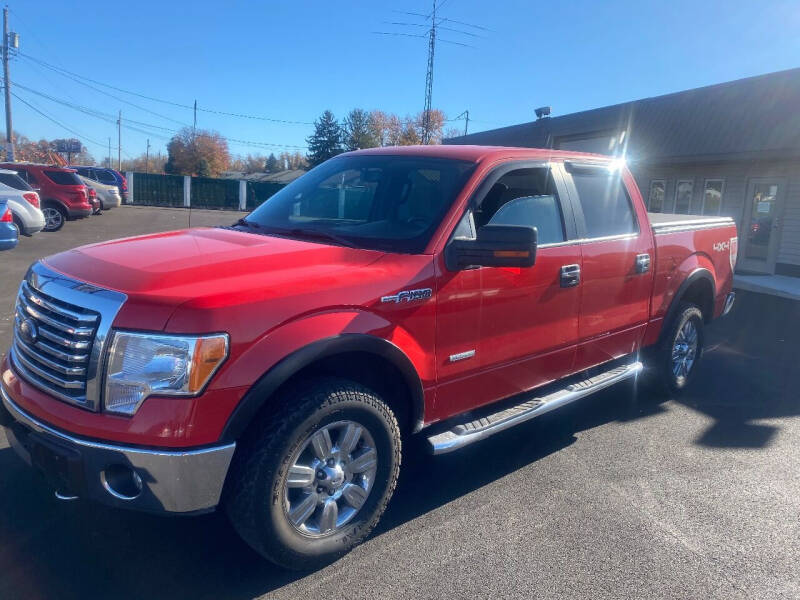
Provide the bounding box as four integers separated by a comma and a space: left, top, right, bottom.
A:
225, 377, 401, 570
648, 303, 704, 394
11, 215, 24, 236
42, 203, 66, 232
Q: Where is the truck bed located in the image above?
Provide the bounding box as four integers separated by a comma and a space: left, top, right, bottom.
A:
648, 212, 735, 233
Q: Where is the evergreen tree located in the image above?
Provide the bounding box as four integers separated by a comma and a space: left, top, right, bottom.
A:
342, 108, 376, 151
265, 153, 280, 172
306, 110, 343, 167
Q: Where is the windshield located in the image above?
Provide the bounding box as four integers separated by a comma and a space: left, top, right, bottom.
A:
241, 155, 474, 253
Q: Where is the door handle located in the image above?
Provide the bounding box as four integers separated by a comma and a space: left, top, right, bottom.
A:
635, 253, 651, 274
560, 264, 581, 287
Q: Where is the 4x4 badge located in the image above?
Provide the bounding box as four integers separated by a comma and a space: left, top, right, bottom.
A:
381, 288, 433, 304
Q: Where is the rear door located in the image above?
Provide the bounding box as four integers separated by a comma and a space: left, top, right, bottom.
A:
562, 162, 655, 370
434, 160, 583, 420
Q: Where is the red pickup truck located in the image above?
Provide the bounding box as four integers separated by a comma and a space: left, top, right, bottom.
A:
1, 146, 736, 569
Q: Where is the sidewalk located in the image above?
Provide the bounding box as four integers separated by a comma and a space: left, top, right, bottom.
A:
734, 274, 800, 301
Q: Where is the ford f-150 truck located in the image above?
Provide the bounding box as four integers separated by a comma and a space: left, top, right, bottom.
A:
0, 146, 737, 569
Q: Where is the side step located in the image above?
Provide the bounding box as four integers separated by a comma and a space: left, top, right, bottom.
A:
427, 361, 643, 454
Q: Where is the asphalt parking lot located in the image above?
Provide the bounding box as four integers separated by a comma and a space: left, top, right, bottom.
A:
1, 206, 799, 599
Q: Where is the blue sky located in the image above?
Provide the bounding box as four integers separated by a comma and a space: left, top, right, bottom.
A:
7, 0, 800, 162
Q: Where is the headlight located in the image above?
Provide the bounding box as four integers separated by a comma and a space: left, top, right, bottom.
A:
104, 331, 229, 416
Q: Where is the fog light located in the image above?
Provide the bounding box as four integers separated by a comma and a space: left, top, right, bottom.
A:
101, 464, 143, 500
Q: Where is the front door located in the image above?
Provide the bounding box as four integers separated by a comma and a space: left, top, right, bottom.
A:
739, 178, 786, 274
433, 161, 582, 422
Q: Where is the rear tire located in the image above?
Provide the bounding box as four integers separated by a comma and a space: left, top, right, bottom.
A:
42, 203, 66, 232
225, 377, 401, 570
11, 215, 24, 236
648, 303, 704, 394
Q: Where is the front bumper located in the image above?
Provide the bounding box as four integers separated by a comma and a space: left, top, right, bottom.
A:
1, 385, 235, 515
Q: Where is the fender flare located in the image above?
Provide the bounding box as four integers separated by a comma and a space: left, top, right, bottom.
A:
659, 268, 715, 344
220, 334, 426, 442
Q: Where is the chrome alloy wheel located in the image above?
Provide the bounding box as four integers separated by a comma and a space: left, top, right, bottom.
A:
672, 320, 698, 379
283, 420, 378, 537
42, 206, 63, 230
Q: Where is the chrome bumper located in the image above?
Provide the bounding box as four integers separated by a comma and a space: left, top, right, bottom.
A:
1, 386, 235, 514
722, 292, 735, 316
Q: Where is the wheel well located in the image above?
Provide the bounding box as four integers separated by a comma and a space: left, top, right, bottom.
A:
680, 277, 714, 322
285, 352, 413, 432
41, 199, 66, 213
232, 349, 419, 443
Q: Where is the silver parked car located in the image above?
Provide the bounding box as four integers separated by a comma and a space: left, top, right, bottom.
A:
0, 169, 45, 236
78, 175, 122, 211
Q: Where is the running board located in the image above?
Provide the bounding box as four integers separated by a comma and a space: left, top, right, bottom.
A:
427, 362, 643, 455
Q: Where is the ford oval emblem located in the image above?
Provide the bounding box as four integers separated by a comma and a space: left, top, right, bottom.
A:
19, 318, 38, 345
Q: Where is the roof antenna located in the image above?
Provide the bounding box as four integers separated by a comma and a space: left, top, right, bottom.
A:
535, 106, 551, 120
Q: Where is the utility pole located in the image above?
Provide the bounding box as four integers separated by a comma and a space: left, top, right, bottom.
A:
3, 6, 14, 161
107, 137, 111, 168
464, 109, 469, 136
116, 110, 121, 170
193, 100, 197, 138
145, 139, 150, 174
421, 0, 436, 144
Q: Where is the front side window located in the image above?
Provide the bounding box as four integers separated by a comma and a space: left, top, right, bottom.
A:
569, 166, 637, 238
242, 155, 474, 253
674, 180, 694, 214
468, 167, 565, 245
702, 179, 724, 215
648, 180, 666, 212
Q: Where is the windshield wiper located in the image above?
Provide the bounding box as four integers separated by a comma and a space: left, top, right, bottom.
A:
286, 228, 358, 248
227, 220, 358, 248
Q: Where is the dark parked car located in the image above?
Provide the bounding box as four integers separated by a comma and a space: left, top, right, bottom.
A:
0, 198, 19, 250
71, 166, 128, 204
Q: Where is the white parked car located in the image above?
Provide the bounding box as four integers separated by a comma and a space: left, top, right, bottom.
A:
78, 175, 121, 211
0, 169, 45, 236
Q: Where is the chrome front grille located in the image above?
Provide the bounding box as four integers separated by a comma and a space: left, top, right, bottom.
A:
9, 261, 127, 411
12, 281, 99, 405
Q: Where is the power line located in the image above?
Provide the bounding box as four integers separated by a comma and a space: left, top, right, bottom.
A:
19, 51, 314, 126
18, 53, 190, 127
12, 82, 307, 150
11, 90, 126, 153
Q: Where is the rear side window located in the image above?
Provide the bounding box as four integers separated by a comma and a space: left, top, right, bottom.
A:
569, 167, 637, 238
474, 167, 565, 245
0, 172, 32, 191
43, 170, 83, 185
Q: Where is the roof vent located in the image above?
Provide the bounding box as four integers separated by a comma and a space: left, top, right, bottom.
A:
535, 106, 551, 120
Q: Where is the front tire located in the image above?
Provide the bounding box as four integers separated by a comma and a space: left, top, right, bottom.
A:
649, 303, 704, 394
225, 377, 401, 570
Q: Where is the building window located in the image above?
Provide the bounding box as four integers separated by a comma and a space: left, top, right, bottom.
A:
702, 179, 724, 215
674, 180, 694, 214
648, 180, 666, 212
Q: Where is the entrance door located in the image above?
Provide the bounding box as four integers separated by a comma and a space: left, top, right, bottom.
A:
739, 178, 786, 274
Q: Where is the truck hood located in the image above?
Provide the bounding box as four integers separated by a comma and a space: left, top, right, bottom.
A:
43, 227, 386, 329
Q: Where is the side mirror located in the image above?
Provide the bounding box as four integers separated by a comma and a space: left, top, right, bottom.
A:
446, 224, 538, 270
